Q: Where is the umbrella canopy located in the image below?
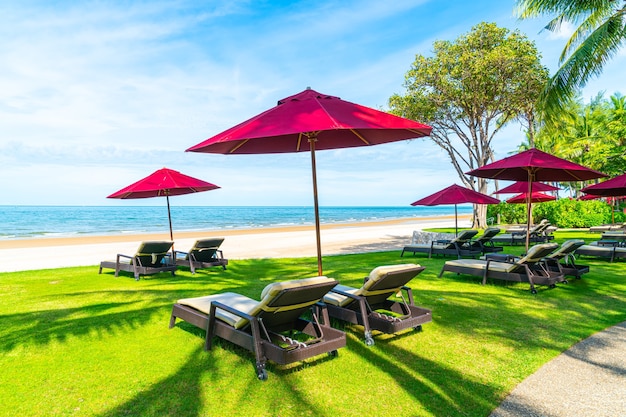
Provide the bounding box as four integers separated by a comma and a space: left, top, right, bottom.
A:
466, 148, 606, 250
411, 184, 500, 235
506, 192, 557, 204
187, 87, 432, 275
495, 181, 560, 194
581, 173, 626, 197
107, 167, 220, 241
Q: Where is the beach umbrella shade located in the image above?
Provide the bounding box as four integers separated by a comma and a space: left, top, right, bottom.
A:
187, 87, 432, 275
410, 184, 500, 236
466, 148, 606, 250
107, 167, 220, 242
581, 172, 626, 197
506, 192, 557, 204
494, 181, 560, 194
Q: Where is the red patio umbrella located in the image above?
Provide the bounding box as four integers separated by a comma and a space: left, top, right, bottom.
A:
506, 192, 557, 204
187, 87, 432, 275
107, 167, 220, 242
411, 184, 500, 236
466, 148, 606, 250
494, 181, 560, 194
581, 173, 626, 197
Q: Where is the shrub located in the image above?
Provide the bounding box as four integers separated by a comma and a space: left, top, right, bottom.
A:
488, 198, 615, 227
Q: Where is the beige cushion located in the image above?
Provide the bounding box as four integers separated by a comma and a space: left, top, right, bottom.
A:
179, 276, 336, 329
323, 264, 421, 307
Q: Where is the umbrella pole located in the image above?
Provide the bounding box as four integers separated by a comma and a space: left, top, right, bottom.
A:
525, 175, 533, 252
455, 204, 458, 236
309, 136, 323, 276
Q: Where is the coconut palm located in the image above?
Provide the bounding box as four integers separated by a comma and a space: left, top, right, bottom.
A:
516, 0, 626, 121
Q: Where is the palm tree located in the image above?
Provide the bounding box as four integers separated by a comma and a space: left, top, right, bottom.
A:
515, 1, 626, 122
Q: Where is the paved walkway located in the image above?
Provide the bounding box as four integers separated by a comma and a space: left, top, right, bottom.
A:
490, 321, 626, 417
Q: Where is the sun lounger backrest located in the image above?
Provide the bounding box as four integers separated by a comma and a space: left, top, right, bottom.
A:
548, 240, 585, 260
450, 230, 478, 245
134, 241, 174, 266
345, 264, 425, 305
514, 243, 559, 266
189, 238, 225, 261
477, 227, 501, 242
253, 276, 338, 329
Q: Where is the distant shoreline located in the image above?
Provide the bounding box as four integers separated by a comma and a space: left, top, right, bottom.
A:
0, 213, 471, 249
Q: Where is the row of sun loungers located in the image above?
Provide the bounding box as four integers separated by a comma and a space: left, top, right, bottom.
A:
98, 238, 228, 280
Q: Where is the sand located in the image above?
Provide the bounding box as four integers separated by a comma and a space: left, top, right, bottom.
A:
0, 214, 471, 273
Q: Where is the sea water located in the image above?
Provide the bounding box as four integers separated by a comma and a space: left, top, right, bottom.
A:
0, 205, 473, 240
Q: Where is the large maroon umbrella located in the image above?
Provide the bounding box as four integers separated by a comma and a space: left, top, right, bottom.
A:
107, 167, 220, 242
411, 184, 500, 235
506, 191, 557, 204
467, 148, 606, 250
581, 173, 626, 197
187, 87, 432, 275
494, 181, 560, 194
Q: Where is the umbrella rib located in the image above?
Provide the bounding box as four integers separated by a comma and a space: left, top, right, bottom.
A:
228, 140, 249, 154
350, 129, 371, 145
297, 133, 302, 151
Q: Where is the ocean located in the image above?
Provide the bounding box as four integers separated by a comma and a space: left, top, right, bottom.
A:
0, 205, 473, 240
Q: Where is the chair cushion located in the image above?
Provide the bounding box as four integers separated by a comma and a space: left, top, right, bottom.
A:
177, 293, 259, 328
444, 258, 518, 273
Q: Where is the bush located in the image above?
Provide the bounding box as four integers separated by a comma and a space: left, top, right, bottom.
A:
487, 199, 615, 228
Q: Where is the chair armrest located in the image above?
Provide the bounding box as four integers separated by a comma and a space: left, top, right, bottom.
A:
210, 300, 255, 322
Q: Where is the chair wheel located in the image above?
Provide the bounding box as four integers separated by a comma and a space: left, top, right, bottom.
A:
365, 336, 375, 347
413, 325, 423, 332
257, 370, 267, 381
531, 288, 538, 294
328, 350, 338, 357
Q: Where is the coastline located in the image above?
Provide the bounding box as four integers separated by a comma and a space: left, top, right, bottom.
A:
0, 214, 471, 272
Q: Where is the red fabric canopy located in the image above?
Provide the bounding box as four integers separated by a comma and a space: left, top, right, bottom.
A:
411, 184, 500, 206
495, 181, 560, 194
187, 88, 432, 154
581, 173, 626, 197
466, 148, 606, 182
107, 168, 220, 199
506, 192, 556, 204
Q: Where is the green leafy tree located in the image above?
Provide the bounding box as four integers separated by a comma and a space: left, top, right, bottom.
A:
516, 0, 626, 121
389, 22, 548, 227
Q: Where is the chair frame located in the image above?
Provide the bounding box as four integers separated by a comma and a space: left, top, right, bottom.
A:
174, 238, 228, 273
439, 244, 564, 294
99, 241, 177, 280
169, 280, 346, 381
324, 265, 432, 346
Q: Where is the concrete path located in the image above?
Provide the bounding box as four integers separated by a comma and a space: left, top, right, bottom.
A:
490, 321, 626, 417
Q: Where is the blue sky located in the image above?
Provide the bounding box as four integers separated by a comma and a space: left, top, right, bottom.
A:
1, 0, 624, 206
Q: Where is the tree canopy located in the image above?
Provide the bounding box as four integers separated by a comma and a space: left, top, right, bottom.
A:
389, 22, 548, 226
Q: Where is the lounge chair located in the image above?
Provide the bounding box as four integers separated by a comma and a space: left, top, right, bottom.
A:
169, 276, 346, 381
542, 239, 589, 279
438, 242, 563, 293
174, 238, 228, 273
575, 242, 626, 262
99, 241, 177, 280
468, 227, 504, 254
589, 222, 626, 233
322, 264, 432, 346
401, 229, 481, 259
492, 220, 554, 245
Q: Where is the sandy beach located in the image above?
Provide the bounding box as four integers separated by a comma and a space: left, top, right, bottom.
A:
0, 214, 471, 273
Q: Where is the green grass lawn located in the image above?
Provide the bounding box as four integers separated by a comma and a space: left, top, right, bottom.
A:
1, 230, 624, 417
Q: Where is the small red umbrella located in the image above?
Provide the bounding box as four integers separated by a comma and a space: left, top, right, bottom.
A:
107, 167, 220, 242
411, 184, 500, 235
581, 173, 626, 197
494, 181, 560, 194
506, 192, 557, 204
467, 148, 606, 250
187, 87, 432, 275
